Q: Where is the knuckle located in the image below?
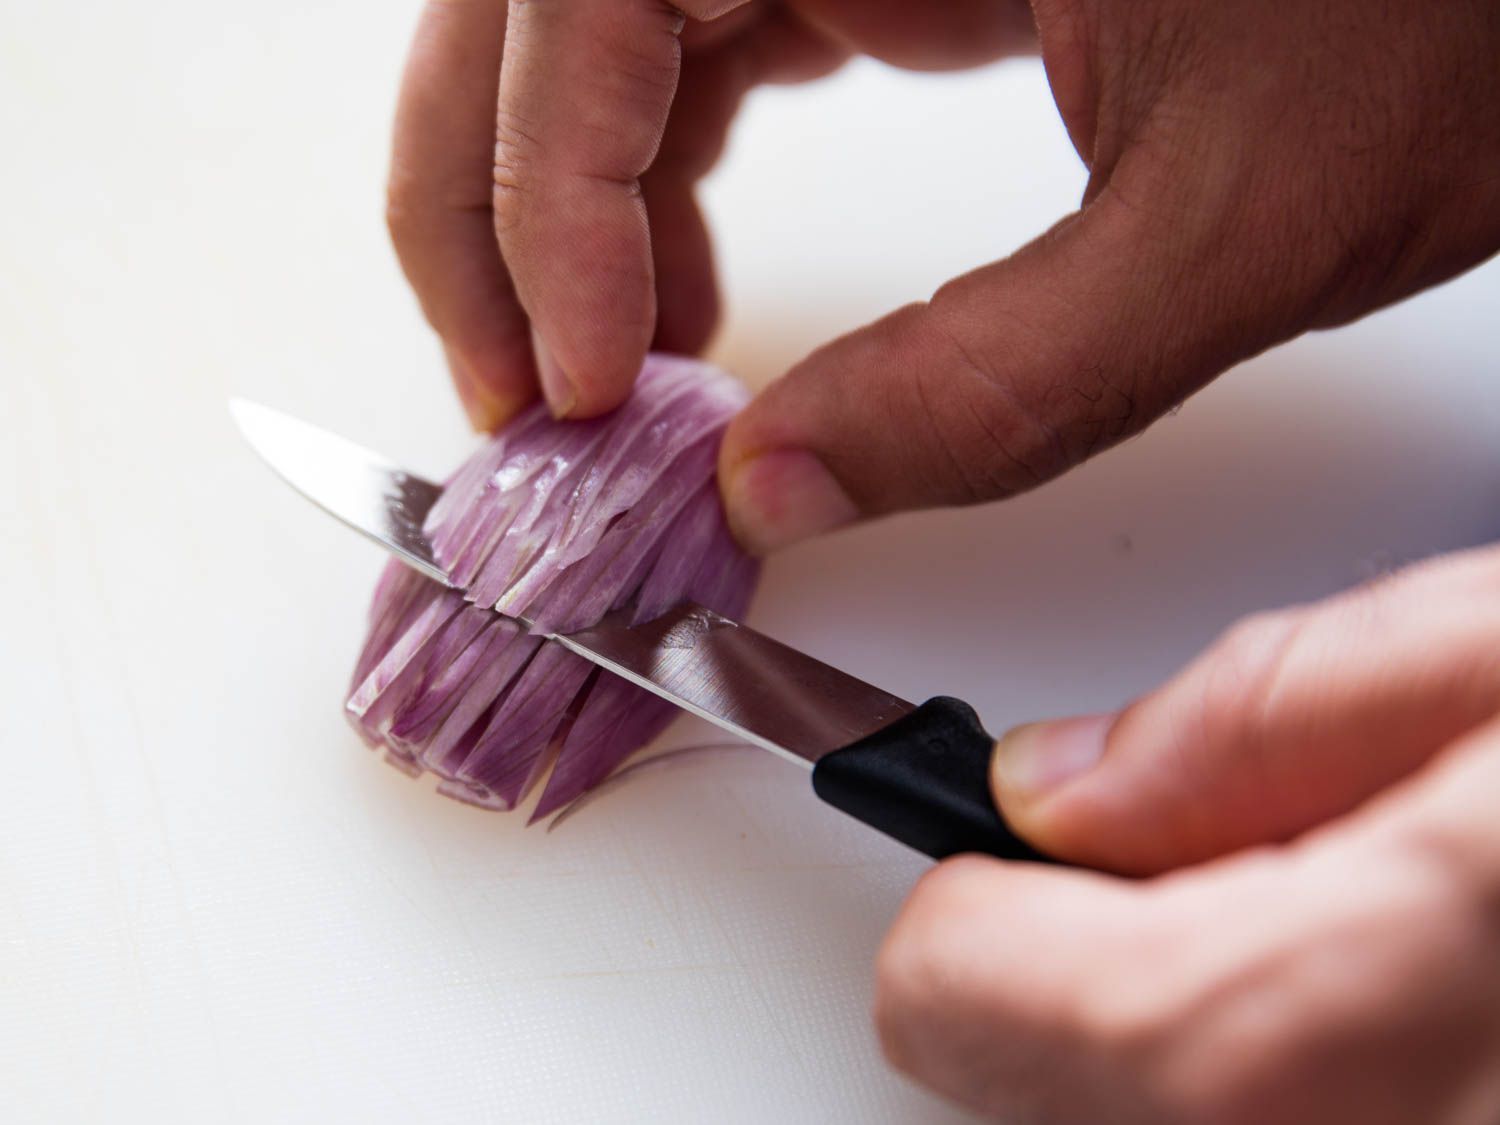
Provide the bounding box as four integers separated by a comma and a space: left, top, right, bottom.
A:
872, 925, 927, 1070
873, 858, 990, 1068
1209, 609, 1298, 671
924, 257, 1168, 503
1065, 906, 1188, 1076
491, 109, 543, 234
1204, 609, 1303, 708
907, 854, 991, 918
384, 172, 421, 246
1073, 935, 1275, 1123
876, 865, 961, 993
870, 969, 914, 1071
1167, 608, 1308, 797
1074, 977, 1173, 1065
910, 300, 1073, 503
384, 196, 411, 247
605, 18, 684, 101
1071, 992, 1183, 1113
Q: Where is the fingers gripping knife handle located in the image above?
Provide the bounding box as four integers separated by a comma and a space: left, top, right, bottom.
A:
811, 698, 1055, 862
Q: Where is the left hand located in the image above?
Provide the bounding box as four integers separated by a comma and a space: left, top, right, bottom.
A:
877, 545, 1500, 1122
386, 0, 1029, 428
384, 0, 1500, 556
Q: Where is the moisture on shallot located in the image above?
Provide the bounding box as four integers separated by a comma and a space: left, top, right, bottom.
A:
345, 355, 759, 819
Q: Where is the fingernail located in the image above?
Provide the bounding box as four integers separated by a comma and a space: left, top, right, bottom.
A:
723, 448, 859, 555
447, 346, 523, 433
530, 327, 577, 419
991, 713, 1113, 802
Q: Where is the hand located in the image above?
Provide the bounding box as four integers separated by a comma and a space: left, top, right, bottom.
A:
386, 0, 1031, 427
876, 545, 1500, 1122
386, 1, 1499, 554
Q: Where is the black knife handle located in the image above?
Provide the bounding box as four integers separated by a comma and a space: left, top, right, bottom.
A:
811, 697, 1054, 862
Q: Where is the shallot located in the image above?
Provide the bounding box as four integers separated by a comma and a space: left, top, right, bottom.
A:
345, 355, 759, 818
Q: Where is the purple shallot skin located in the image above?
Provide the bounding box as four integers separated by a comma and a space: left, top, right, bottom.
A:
345, 355, 759, 816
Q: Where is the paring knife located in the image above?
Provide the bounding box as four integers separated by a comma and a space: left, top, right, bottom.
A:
231, 399, 1051, 862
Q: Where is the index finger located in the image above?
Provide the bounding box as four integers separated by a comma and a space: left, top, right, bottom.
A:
494, 0, 749, 417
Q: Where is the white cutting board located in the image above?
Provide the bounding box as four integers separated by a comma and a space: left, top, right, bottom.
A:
4, 3, 1499, 1122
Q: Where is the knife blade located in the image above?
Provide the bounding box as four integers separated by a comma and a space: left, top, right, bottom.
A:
229, 397, 913, 768
230, 398, 1050, 862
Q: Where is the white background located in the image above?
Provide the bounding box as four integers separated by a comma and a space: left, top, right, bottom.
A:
4, 2, 1499, 1123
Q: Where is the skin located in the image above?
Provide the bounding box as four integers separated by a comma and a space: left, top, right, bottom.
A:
386, 2, 1500, 1118
890, 547, 1500, 1121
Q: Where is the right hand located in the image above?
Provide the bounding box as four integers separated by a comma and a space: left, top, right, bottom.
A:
875, 544, 1500, 1121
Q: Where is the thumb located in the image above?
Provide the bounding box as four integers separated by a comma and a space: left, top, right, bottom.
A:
988, 548, 1500, 875
719, 174, 1274, 553
719, 0, 1500, 555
